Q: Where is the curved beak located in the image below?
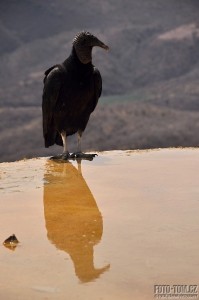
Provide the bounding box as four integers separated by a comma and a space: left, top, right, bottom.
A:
97, 40, 109, 51
101, 43, 109, 51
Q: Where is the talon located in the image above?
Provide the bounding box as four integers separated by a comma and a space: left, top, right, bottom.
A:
61, 152, 70, 160
50, 152, 70, 161
50, 154, 63, 160
70, 152, 97, 161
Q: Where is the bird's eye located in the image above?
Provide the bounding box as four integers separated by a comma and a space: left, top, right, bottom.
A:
82, 38, 86, 44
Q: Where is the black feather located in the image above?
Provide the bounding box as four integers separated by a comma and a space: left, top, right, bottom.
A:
42, 41, 102, 149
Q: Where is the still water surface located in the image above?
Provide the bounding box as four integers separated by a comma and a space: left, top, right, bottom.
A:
0, 149, 199, 299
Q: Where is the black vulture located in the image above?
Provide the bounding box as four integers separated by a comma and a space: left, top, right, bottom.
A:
42, 31, 109, 160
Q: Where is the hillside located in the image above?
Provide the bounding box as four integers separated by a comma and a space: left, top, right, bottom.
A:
1, 0, 199, 161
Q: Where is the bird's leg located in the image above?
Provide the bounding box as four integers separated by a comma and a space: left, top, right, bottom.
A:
61, 131, 70, 159
50, 131, 70, 160
70, 131, 97, 161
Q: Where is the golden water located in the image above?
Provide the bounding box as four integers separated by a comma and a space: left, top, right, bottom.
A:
0, 149, 199, 299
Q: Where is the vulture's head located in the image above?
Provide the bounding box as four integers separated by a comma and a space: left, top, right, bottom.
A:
73, 31, 109, 64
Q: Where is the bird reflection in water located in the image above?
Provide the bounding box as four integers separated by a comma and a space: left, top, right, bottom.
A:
43, 159, 110, 283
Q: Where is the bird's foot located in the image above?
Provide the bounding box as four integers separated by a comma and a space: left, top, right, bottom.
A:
50, 152, 70, 161
70, 152, 98, 161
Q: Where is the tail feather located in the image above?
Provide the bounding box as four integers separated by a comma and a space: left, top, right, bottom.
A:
44, 129, 58, 148
55, 133, 63, 146
44, 131, 63, 148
